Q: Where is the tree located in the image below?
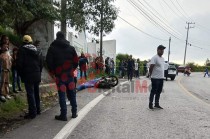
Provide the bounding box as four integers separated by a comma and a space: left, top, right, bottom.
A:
116, 53, 129, 62
186, 62, 196, 70
205, 58, 210, 66
85, 0, 118, 58
65, 0, 118, 59
64, 0, 118, 35
0, 0, 118, 47
0, 0, 59, 36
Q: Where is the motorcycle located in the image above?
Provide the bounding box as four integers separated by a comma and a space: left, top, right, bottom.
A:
95, 75, 119, 89
184, 68, 191, 76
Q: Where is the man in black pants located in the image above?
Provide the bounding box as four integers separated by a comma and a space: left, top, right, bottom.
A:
17, 35, 43, 119
79, 53, 88, 80
164, 61, 169, 81
46, 32, 78, 121
127, 55, 134, 81
149, 45, 166, 109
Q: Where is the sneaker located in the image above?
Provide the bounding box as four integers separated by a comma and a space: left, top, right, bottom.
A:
154, 105, 163, 109
37, 111, 41, 115
149, 103, 153, 109
24, 114, 36, 119
55, 115, 67, 121
0, 96, 6, 102
5, 95, 12, 100
13, 90, 19, 94
72, 113, 78, 118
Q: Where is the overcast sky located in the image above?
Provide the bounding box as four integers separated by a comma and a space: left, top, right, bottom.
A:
104, 0, 210, 65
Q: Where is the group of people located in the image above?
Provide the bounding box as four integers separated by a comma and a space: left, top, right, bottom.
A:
0, 32, 80, 121
0, 34, 43, 119
0, 31, 168, 120
118, 56, 140, 81
0, 35, 23, 103
105, 57, 115, 75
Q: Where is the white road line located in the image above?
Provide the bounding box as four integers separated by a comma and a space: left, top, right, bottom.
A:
53, 81, 128, 139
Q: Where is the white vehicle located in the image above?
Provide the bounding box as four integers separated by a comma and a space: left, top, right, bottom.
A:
165, 63, 177, 80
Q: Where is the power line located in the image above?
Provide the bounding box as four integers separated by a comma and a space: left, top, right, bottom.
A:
174, 0, 210, 34
137, 0, 183, 37
175, 0, 191, 18
127, 0, 166, 34
118, 15, 168, 41
188, 38, 210, 47
162, 0, 210, 45
127, 0, 183, 41
125, 0, 210, 54
158, 0, 167, 19
132, 0, 179, 36
162, 0, 186, 22
188, 42, 210, 50
121, 1, 169, 37
169, 0, 190, 21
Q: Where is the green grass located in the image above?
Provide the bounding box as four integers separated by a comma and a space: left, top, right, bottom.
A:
0, 96, 26, 119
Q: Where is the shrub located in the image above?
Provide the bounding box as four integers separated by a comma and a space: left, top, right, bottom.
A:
0, 26, 22, 46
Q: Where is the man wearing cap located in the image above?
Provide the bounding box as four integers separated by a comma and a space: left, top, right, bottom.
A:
17, 35, 43, 119
149, 45, 166, 109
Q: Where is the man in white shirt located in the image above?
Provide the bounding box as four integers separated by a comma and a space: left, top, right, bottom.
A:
146, 60, 151, 78
164, 61, 169, 81
149, 45, 166, 109
134, 60, 139, 78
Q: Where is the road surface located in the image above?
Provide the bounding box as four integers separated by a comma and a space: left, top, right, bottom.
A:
2, 73, 210, 139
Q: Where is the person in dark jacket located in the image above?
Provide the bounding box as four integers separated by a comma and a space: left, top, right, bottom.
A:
204, 67, 209, 77
16, 35, 43, 119
12, 48, 22, 93
122, 60, 127, 78
79, 53, 88, 80
105, 57, 110, 75
119, 60, 123, 78
46, 31, 79, 121
110, 58, 115, 75
127, 55, 134, 81
143, 61, 147, 76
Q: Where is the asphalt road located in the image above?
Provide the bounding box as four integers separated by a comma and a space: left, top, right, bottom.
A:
180, 72, 210, 104
2, 74, 210, 139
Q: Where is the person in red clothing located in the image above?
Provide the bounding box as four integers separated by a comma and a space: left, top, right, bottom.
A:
0, 44, 12, 100
79, 53, 88, 80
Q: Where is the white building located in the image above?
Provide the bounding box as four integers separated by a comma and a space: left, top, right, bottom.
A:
68, 31, 87, 56
54, 21, 87, 56
87, 40, 117, 62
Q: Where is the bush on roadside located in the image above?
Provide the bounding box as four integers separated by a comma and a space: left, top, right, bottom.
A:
0, 26, 22, 46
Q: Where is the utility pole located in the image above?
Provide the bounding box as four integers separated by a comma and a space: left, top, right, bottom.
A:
183, 22, 195, 65
100, 0, 104, 61
61, 0, 67, 38
168, 37, 171, 62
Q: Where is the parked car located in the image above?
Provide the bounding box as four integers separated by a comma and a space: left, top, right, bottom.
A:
178, 66, 186, 73
166, 63, 177, 80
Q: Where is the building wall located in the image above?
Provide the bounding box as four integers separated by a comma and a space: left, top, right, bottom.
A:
68, 31, 87, 56
87, 42, 97, 56
87, 40, 117, 62
26, 20, 54, 83
26, 20, 54, 56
